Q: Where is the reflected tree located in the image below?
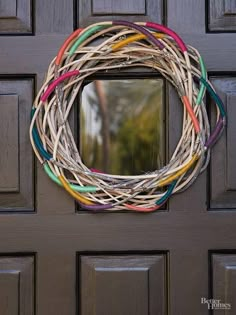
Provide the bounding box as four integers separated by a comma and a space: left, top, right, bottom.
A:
81, 79, 164, 175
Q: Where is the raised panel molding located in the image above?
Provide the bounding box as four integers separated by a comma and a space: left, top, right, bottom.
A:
210, 77, 236, 209
0, 0, 33, 34
208, 0, 236, 32
0, 0, 17, 17
78, 0, 163, 27
211, 254, 236, 314
225, 1, 236, 14
79, 254, 167, 315
0, 95, 19, 192
0, 256, 34, 315
0, 78, 34, 211
92, 0, 146, 15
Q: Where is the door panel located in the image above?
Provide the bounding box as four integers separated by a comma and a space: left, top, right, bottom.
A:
80, 254, 167, 315
211, 253, 236, 314
210, 77, 236, 209
0, 0, 33, 34
0, 79, 34, 211
92, 0, 146, 15
0, 0, 235, 314
0, 256, 34, 315
78, 0, 163, 26
0, 95, 19, 193
208, 0, 236, 32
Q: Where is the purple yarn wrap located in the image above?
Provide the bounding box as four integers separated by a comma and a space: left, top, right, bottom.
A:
81, 203, 113, 211
205, 118, 224, 148
112, 20, 165, 50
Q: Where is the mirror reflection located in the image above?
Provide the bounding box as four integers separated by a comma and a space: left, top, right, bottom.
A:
80, 79, 164, 175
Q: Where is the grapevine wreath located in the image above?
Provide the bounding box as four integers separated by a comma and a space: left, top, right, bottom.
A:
30, 21, 226, 212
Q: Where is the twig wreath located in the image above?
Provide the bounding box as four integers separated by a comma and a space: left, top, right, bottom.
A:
30, 21, 226, 212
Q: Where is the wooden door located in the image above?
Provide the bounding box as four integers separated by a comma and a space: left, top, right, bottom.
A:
0, 0, 236, 314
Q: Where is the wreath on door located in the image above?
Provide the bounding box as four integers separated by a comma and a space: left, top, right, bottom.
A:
30, 21, 226, 212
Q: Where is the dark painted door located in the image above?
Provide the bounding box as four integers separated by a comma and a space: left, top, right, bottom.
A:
0, 0, 236, 314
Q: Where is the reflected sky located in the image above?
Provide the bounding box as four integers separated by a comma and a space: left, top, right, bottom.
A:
80, 79, 164, 175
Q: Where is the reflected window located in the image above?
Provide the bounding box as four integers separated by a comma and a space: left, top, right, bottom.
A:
80, 79, 165, 175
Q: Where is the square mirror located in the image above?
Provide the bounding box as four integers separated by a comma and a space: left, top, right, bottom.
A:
80, 79, 165, 176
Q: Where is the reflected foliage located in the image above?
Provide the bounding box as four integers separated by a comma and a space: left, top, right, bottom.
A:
80, 79, 164, 175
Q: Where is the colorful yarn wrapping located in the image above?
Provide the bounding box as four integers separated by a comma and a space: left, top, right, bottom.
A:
29, 21, 226, 212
